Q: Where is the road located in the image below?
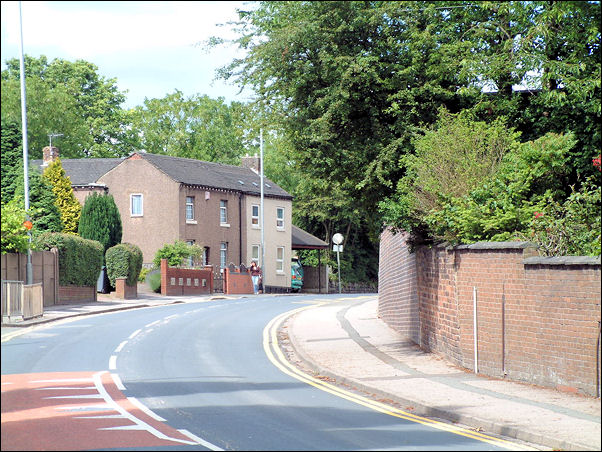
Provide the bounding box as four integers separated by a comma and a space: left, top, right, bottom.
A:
2, 294, 512, 450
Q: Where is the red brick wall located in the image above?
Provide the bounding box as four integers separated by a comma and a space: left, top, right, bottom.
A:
223, 267, 254, 294
378, 229, 420, 344
58, 285, 97, 304
115, 278, 137, 299
379, 228, 602, 396
160, 259, 213, 296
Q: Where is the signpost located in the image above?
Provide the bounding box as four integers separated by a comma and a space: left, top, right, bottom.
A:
332, 233, 344, 294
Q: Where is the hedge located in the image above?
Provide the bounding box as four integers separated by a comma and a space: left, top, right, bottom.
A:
105, 243, 143, 287
33, 232, 103, 286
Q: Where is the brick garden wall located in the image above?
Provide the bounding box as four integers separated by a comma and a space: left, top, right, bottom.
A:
379, 229, 602, 397
160, 259, 213, 296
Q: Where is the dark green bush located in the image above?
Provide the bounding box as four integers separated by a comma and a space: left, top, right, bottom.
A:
33, 232, 103, 286
105, 243, 143, 287
78, 193, 122, 261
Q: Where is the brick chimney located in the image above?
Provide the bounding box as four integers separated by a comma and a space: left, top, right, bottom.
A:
241, 153, 261, 174
42, 146, 59, 166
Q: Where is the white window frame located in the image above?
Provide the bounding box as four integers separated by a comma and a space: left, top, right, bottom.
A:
276, 207, 285, 229
130, 193, 143, 217
251, 204, 259, 228
186, 196, 195, 223
276, 246, 284, 273
220, 242, 228, 269
220, 200, 229, 226
251, 245, 260, 264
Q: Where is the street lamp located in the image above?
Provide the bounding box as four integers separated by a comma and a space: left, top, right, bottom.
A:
332, 233, 344, 294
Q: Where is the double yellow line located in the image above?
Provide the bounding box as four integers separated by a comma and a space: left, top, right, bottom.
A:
262, 303, 537, 451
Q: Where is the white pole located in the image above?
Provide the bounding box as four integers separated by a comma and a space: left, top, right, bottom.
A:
260, 128, 265, 274
336, 247, 341, 294
19, 1, 33, 285
473, 286, 478, 374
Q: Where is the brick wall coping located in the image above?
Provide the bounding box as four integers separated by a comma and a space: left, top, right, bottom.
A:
454, 241, 536, 250
523, 256, 601, 266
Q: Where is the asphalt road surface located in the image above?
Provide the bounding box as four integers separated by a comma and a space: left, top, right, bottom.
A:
2, 294, 514, 451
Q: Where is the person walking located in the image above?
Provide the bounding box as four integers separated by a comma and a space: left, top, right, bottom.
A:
250, 261, 261, 295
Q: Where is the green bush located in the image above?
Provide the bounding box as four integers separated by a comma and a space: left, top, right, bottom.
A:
153, 240, 202, 268
105, 243, 143, 287
33, 232, 103, 286
138, 266, 152, 283
78, 193, 122, 261
1, 198, 30, 254
146, 269, 161, 293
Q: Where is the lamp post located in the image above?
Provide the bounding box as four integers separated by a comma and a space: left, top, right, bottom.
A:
332, 233, 344, 294
18, 1, 33, 285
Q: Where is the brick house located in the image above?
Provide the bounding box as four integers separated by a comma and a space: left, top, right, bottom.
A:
34, 147, 294, 292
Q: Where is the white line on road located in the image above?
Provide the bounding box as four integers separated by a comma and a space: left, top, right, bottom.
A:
114, 341, 128, 353
129, 329, 142, 339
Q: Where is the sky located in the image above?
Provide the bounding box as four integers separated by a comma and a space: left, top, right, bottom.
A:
0, 1, 254, 109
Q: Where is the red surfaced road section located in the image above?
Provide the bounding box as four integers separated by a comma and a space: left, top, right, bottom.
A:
1, 371, 199, 451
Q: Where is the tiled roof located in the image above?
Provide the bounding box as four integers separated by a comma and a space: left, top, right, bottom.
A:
31, 158, 122, 185
292, 225, 328, 249
32, 153, 292, 199
138, 153, 292, 199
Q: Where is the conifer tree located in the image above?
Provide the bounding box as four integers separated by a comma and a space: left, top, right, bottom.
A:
42, 158, 82, 234
77, 193, 122, 257
13, 170, 63, 235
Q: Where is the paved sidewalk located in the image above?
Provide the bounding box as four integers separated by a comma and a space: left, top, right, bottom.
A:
283, 296, 601, 451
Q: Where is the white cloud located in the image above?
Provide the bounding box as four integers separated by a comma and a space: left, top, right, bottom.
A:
1, 1, 254, 107
3, 1, 245, 58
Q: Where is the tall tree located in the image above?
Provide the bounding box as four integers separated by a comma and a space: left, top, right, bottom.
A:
78, 193, 122, 257
1, 55, 138, 158
130, 91, 247, 164
42, 158, 82, 234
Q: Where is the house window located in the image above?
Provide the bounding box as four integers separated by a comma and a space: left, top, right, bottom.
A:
251, 204, 259, 227
202, 247, 209, 266
276, 246, 284, 272
276, 207, 285, 229
130, 194, 143, 217
186, 240, 195, 267
220, 200, 228, 225
186, 196, 195, 221
220, 242, 228, 269
251, 245, 259, 264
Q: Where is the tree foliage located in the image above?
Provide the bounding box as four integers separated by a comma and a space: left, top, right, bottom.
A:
1, 55, 137, 158
42, 158, 82, 234
130, 91, 248, 164
77, 193, 122, 259
212, 0, 600, 267
1, 119, 23, 201
152, 240, 203, 268
1, 198, 30, 254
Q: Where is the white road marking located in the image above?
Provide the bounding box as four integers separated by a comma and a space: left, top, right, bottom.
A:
128, 397, 166, 421
128, 329, 142, 339
114, 341, 128, 353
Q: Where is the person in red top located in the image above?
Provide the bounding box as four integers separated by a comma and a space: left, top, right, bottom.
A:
250, 261, 262, 295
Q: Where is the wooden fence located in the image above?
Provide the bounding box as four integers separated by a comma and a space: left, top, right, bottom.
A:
1, 281, 43, 321
1, 251, 58, 306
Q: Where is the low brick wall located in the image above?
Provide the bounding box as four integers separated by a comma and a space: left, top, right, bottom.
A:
223, 267, 254, 295
58, 285, 97, 304
379, 228, 602, 397
160, 259, 213, 296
